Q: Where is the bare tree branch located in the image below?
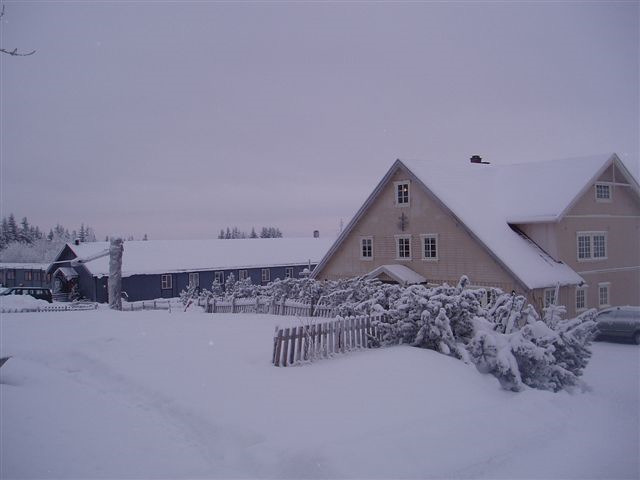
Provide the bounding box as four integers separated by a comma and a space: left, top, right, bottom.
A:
0, 5, 36, 57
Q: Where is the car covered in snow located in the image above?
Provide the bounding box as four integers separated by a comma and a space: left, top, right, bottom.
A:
595, 306, 640, 345
0, 286, 53, 303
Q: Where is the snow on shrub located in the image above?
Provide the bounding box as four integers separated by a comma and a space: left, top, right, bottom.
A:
204, 273, 597, 392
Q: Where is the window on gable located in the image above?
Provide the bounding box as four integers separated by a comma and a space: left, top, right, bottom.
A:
395, 235, 411, 260
188, 272, 199, 287
595, 183, 611, 202
394, 181, 410, 206
576, 287, 587, 311
421, 234, 438, 261
360, 237, 373, 260
161, 274, 172, 289
544, 288, 556, 308
577, 232, 607, 261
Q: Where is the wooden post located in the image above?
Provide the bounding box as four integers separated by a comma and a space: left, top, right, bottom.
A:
282, 328, 291, 367
273, 327, 283, 366
289, 327, 297, 365
280, 297, 286, 316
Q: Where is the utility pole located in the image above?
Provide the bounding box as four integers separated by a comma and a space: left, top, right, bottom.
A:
108, 237, 124, 310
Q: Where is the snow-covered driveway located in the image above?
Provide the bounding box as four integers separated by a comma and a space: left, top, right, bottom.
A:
1, 310, 638, 479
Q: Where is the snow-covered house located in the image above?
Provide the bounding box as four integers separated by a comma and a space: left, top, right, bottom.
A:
312, 153, 640, 316
0, 263, 50, 288
47, 238, 333, 302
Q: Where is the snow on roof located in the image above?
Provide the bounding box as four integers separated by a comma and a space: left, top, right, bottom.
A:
0, 263, 49, 270
65, 238, 334, 278
366, 264, 427, 286
400, 155, 621, 289
54, 267, 78, 280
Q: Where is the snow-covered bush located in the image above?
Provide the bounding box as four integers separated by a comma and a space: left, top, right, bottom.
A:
225, 277, 258, 299
179, 284, 197, 306
214, 272, 597, 392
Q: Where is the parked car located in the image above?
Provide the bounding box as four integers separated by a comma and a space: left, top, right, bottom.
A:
0, 286, 53, 303
596, 306, 640, 345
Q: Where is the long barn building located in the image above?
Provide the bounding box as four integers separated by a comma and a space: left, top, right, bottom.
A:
48, 238, 332, 303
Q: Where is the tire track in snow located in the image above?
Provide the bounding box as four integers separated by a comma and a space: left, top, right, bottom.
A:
21, 349, 271, 478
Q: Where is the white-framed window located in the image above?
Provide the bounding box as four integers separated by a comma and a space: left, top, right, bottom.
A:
544, 288, 556, 308
285, 267, 294, 278
360, 237, 373, 260
394, 180, 410, 206
262, 268, 270, 283
214, 271, 224, 284
188, 272, 199, 287
598, 282, 610, 308
239, 270, 248, 280
161, 274, 172, 289
395, 235, 411, 260
576, 286, 587, 311
24, 271, 33, 281
577, 232, 607, 261
420, 234, 438, 261
595, 183, 612, 202
7, 270, 15, 279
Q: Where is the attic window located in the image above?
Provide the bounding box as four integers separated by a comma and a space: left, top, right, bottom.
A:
394, 181, 410, 206
595, 183, 611, 202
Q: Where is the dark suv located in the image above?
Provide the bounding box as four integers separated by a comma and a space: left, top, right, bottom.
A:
0, 287, 53, 303
596, 306, 640, 345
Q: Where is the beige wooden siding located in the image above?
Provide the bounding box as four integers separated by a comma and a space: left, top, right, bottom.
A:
317, 166, 522, 292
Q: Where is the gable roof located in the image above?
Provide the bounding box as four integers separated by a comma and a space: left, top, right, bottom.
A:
52, 238, 333, 278
313, 154, 636, 290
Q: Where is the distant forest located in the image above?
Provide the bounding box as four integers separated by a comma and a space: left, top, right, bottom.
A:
0, 213, 98, 263
218, 226, 283, 239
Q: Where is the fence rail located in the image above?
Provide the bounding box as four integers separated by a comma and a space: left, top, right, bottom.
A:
122, 299, 177, 312
272, 314, 384, 367
200, 296, 337, 318
1, 302, 98, 314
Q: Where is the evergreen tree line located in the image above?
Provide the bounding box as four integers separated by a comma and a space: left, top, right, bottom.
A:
217, 226, 283, 239
0, 213, 97, 263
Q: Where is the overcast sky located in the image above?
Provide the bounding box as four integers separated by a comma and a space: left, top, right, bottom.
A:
1, 1, 638, 240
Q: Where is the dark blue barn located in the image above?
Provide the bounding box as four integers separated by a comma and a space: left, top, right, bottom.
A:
0, 263, 50, 288
47, 238, 333, 303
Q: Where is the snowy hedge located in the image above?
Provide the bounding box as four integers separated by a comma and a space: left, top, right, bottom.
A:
186, 275, 597, 392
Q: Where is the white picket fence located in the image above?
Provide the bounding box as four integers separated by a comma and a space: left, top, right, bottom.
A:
0, 302, 99, 314
121, 299, 180, 312
198, 296, 337, 318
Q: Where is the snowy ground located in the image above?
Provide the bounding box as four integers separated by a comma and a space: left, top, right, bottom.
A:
1, 309, 638, 479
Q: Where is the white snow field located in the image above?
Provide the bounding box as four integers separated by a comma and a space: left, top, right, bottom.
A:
1, 309, 638, 479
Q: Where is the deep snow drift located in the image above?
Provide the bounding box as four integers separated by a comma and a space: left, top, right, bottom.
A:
1, 309, 638, 479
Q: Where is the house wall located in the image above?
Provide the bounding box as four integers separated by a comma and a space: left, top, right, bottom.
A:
521, 162, 640, 316
315, 166, 523, 293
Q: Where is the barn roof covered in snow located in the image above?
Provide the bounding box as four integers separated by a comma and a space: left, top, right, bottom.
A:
55, 238, 334, 278
0, 263, 49, 270
313, 153, 638, 290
